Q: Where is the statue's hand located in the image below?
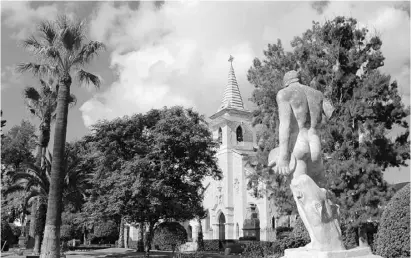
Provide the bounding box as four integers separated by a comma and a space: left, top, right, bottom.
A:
274, 159, 291, 175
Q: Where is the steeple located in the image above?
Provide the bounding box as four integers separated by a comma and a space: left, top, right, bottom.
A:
218, 55, 245, 111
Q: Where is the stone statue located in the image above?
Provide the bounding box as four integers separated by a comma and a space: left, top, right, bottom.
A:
268, 71, 383, 258
269, 70, 344, 251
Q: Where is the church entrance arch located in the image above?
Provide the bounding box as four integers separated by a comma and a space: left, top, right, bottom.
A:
218, 212, 226, 241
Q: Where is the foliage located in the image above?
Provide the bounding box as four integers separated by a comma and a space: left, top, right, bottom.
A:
91, 220, 118, 244
1, 110, 6, 139
246, 16, 409, 227
60, 224, 75, 242
18, 15, 105, 256
1, 219, 13, 242
152, 222, 187, 252
1, 120, 36, 172
292, 216, 309, 242
375, 183, 410, 258
202, 240, 219, 251
84, 107, 222, 253
241, 241, 275, 258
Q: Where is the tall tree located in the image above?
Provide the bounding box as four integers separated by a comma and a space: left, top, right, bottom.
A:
17, 15, 105, 257
247, 17, 409, 237
1, 120, 36, 233
24, 77, 76, 251
84, 107, 221, 256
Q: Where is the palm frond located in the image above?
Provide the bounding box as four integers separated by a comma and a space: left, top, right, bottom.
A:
77, 69, 101, 88
68, 94, 77, 107
3, 184, 26, 196
21, 36, 42, 53
24, 87, 41, 102
38, 20, 57, 45
72, 41, 106, 67
57, 15, 85, 52
16, 63, 59, 78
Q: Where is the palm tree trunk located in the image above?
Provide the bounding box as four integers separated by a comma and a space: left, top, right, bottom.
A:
40, 74, 71, 258
118, 217, 125, 248
34, 203, 47, 255
31, 123, 48, 251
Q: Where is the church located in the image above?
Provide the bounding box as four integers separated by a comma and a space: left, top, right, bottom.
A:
182, 57, 281, 242
126, 58, 295, 246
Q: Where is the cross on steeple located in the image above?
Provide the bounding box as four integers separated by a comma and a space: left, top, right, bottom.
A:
228, 55, 234, 65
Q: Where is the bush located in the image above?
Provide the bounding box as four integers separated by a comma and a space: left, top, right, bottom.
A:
203, 240, 219, 251
152, 222, 187, 252
276, 226, 293, 239
1, 219, 19, 245
241, 241, 275, 258
92, 220, 119, 244
60, 224, 75, 242
292, 216, 309, 242
375, 183, 410, 258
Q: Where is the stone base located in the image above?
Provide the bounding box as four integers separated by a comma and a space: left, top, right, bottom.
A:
278, 247, 383, 258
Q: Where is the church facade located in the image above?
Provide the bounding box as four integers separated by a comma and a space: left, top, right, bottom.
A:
184, 58, 279, 242
126, 59, 295, 247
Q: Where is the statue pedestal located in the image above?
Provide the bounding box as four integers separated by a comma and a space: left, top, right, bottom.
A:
279, 247, 382, 258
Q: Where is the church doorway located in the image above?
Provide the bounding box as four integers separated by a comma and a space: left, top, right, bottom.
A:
218, 213, 226, 241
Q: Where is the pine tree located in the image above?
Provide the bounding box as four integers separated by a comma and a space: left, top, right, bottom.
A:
247, 16, 410, 234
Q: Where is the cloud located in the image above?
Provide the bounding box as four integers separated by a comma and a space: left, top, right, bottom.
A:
80, 2, 255, 127
394, 1, 410, 17
1, 66, 24, 91
80, 1, 410, 128
311, 1, 330, 15
1, 2, 59, 40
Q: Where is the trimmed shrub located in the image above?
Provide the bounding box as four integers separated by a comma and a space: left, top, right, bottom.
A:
152, 222, 187, 252
92, 220, 119, 244
203, 239, 219, 251
340, 220, 357, 249
292, 216, 309, 242
375, 183, 410, 258
241, 241, 275, 258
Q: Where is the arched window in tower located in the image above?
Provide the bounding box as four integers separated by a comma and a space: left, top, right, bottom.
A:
236, 126, 243, 143
218, 127, 223, 144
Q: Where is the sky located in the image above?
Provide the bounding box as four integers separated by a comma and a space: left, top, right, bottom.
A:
1, 0, 410, 183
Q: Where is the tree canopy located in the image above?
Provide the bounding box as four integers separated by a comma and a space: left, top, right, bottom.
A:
83, 106, 221, 251
247, 17, 410, 225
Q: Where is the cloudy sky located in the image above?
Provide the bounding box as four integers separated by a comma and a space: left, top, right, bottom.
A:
1, 0, 410, 183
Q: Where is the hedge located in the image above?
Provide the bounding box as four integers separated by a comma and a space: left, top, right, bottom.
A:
152, 222, 187, 251
203, 240, 219, 251
375, 183, 410, 258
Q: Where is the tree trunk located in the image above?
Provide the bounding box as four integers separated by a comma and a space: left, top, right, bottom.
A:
27, 199, 38, 248
124, 225, 129, 249
33, 203, 47, 255
40, 74, 71, 258
118, 217, 125, 248
197, 218, 204, 251
144, 222, 155, 257
358, 224, 369, 247
137, 223, 144, 252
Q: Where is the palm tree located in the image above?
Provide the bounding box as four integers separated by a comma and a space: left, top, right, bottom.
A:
17, 15, 105, 257
24, 78, 76, 251
5, 146, 92, 254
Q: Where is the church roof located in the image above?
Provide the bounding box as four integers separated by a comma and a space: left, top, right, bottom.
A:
217, 56, 245, 112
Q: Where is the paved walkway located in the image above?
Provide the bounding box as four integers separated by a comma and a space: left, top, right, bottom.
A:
1, 248, 240, 258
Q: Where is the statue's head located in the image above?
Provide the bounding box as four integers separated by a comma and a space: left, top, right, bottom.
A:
283, 70, 300, 87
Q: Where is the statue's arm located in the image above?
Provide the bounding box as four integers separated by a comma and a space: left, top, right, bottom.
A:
275, 90, 292, 175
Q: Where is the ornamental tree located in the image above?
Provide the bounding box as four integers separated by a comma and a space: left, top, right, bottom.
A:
83, 106, 221, 255
247, 16, 409, 233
